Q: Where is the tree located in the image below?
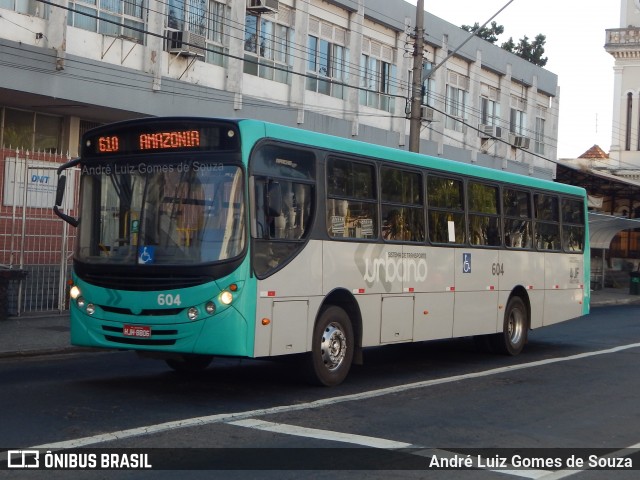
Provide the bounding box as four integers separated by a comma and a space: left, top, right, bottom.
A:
463, 22, 548, 67
461, 21, 504, 44
501, 34, 548, 67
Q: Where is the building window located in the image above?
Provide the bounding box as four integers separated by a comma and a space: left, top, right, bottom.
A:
1, 108, 62, 153
480, 84, 500, 126
421, 62, 435, 107
166, 0, 226, 66
0, 0, 44, 17
445, 71, 469, 132
205, 0, 226, 66
534, 109, 546, 155
68, 0, 145, 44
306, 18, 347, 99
445, 71, 470, 132
244, 12, 294, 84
627, 92, 633, 151
359, 40, 396, 113
510, 95, 527, 135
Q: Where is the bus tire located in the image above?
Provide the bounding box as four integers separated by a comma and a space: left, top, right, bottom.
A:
306, 306, 354, 387
165, 354, 214, 373
490, 296, 528, 356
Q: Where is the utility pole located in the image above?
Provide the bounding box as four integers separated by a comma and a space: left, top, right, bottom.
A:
409, 0, 425, 153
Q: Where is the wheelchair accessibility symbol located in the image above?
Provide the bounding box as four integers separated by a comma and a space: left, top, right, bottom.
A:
138, 246, 156, 264
462, 253, 471, 273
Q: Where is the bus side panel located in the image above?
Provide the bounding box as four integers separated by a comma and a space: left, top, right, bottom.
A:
499, 250, 545, 329
452, 249, 500, 337
253, 241, 323, 357
323, 241, 396, 347
543, 253, 585, 326
413, 293, 454, 341
407, 244, 454, 341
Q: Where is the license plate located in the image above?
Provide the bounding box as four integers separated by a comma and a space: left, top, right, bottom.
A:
123, 325, 151, 338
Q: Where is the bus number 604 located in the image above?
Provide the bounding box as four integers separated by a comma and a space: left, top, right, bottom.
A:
492, 263, 504, 276
157, 294, 182, 306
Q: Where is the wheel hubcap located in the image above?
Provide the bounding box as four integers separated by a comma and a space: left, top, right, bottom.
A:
320, 322, 347, 371
508, 308, 524, 345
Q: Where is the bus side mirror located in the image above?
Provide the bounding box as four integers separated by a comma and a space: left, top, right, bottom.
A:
266, 181, 282, 217
53, 173, 79, 227
55, 175, 66, 207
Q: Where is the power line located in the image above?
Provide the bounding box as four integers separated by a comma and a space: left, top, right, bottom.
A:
14, 0, 564, 164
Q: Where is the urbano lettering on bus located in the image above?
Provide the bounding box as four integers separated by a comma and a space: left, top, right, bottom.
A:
363, 253, 428, 283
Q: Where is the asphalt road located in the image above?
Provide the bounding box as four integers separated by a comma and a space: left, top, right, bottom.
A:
1, 305, 639, 479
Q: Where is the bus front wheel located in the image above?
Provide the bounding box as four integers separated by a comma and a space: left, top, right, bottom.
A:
490, 296, 528, 356
306, 306, 354, 387
165, 354, 214, 373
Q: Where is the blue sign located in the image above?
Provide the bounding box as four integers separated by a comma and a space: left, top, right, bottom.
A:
462, 253, 471, 273
138, 246, 155, 264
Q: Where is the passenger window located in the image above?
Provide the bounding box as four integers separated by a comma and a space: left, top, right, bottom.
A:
427, 175, 465, 244
468, 182, 501, 246
503, 188, 532, 249
381, 167, 425, 242
534, 193, 561, 251
561, 197, 585, 253
250, 145, 316, 278
327, 158, 378, 239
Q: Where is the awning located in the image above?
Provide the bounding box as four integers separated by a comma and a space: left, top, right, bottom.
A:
588, 212, 640, 249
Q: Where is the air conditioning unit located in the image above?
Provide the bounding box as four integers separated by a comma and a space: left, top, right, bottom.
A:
509, 133, 530, 149
421, 106, 434, 122
478, 124, 502, 139
168, 31, 206, 57
246, 0, 279, 14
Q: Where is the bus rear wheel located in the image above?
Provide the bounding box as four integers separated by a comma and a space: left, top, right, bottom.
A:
306, 306, 354, 387
165, 354, 214, 373
490, 296, 528, 356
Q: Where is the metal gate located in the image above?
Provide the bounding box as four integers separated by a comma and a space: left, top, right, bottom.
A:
0, 148, 78, 316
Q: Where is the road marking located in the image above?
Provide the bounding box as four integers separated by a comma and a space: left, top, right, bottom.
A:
535, 442, 640, 480
13, 342, 640, 455
229, 420, 551, 479
229, 418, 412, 449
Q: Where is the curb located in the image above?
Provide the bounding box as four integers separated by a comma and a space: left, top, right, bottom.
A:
0, 346, 99, 360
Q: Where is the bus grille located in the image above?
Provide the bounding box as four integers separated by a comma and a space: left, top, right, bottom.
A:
82, 274, 210, 290
101, 305, 184, 316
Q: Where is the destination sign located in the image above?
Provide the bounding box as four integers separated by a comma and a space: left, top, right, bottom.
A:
82, 120, 239, 157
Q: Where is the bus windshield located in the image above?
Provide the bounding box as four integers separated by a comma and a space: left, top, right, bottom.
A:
76, 159, 245, 266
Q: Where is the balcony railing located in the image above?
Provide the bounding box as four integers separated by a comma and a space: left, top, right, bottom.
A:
606, 27, 640, 50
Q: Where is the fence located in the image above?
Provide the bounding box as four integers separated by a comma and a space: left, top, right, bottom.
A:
0, 148, 78, 316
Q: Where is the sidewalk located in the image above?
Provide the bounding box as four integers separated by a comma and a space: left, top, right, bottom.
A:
0, 288, 639, 359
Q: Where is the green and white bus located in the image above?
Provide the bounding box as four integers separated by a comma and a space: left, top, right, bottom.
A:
54, 117, 589, 386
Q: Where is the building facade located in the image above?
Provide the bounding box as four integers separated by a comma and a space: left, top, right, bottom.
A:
1, 0, 559, 172
606, 0, 640, 175
0, 0, 560, 313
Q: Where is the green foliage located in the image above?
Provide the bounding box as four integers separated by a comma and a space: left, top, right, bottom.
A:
463, 22, 548, 67
462, 22, 504, 44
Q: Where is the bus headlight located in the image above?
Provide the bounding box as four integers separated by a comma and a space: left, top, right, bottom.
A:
187, 307, 199, 320
205, 301, 216, 314
70, 285, 81, 299
86, 304, 96, 315
220, 291, 233, 305
77, 296, 86, 308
